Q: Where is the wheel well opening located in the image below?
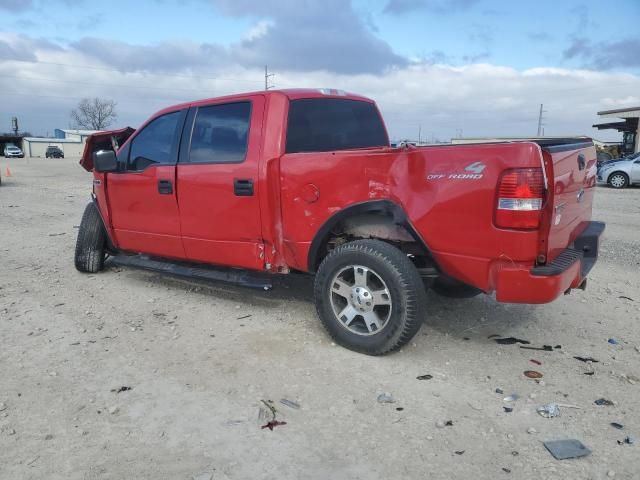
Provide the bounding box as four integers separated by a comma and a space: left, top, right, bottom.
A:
312, 211, 435, 273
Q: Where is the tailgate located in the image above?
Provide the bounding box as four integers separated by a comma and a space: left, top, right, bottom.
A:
538, 138, 597, 262
79, 127, 135, 171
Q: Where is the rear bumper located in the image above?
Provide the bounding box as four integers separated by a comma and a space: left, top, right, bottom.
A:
495, 221, 605, 303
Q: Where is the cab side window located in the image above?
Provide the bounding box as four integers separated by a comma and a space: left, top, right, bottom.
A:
128, 111, 182, 171
188, 102, 251, 164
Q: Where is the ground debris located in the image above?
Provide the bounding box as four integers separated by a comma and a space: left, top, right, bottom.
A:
259, 400, 286, 431
494, 337, 530, 345
537, 403, 560, 418
280, 398, 300, 410
111, 386, 133, 393
617, 436, 635, 445
377, 393, 395, 404
416, 374, 433, 380
524, 370, 543, 379
574, 356, 599, 363
543, 439, 591, 460
594, 398, 614, 406
261, 420, 286, 430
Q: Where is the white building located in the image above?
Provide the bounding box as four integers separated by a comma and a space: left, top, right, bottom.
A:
22, 128, 101, 158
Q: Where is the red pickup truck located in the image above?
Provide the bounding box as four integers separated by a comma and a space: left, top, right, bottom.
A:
77, 89, 604, 355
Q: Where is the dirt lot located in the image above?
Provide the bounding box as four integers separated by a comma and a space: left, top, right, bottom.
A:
1, 157, 639, 480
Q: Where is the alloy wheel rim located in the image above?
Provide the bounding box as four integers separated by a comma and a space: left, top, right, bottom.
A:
329, 265, 392, 336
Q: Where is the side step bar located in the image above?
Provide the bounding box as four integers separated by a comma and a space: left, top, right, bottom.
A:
108, 255, 273, 290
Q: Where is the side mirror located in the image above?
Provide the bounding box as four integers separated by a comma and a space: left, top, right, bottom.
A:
93, 150, 118, 172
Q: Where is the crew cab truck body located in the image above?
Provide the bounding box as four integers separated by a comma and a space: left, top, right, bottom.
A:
76, 89, 604, 355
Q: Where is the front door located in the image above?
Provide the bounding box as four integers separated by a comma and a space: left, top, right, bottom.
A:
176, 96, 264, 270
108, 109, 187, 259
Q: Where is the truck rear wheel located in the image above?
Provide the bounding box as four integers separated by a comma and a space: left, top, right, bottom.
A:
314, 239, 427, 355
75, 202, 106, 273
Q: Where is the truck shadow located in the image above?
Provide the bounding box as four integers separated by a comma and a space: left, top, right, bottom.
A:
121, 265, 536, 345
423, 292, 537, 343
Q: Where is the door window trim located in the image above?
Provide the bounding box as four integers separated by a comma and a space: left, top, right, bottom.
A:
124, 109, 187, 173
178, 101, 253, 166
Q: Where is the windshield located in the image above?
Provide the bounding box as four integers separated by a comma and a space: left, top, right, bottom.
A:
7, 147, 19, 151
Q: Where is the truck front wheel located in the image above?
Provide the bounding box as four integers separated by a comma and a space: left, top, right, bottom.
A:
314, 239, 427, 355
74, 202, 106, 273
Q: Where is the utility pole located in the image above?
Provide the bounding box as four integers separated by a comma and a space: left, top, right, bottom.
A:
11, 117, 18, 136
536, 104, 546, 137
264, 65, 275, 91
418, 125, 422, 144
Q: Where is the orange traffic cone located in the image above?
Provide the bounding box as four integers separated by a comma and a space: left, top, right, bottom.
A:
5, 167, 11, 177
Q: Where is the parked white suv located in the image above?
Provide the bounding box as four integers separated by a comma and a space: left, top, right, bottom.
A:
3, 145, 24, 158
598, 152, 640, 188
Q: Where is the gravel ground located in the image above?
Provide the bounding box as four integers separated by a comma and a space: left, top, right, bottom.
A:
1, 157, 639, 480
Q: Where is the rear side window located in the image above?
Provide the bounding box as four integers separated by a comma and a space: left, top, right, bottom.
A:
128, 111, 181, 171
285, 98, 388, 154
189, 102, 251, 164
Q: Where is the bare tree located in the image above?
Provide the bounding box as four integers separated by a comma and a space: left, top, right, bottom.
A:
70, 97, 117, 130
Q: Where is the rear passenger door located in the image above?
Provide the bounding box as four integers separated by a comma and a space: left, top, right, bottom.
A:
176, 96, 265, 270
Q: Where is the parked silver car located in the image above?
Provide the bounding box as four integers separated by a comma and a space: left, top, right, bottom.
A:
3, 145, 24, 158
597, 152, 640, 188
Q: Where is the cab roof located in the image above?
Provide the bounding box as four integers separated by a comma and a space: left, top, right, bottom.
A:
153, 89, 375, 117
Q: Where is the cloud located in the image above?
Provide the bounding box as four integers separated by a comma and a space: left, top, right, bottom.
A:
1, 31, 639, 144
214, 0, 407, 74
0, 0, 33, 11
68, 0, 406, 75
563, 37, 640, 70
0, 34, 61, 61
71, 37, 229, 74
383, 0, 480, 15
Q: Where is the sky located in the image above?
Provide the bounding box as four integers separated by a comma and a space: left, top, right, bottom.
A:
0, 0, 639, 141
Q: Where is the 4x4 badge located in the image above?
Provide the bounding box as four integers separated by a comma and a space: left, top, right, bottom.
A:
465, 162, 486, 174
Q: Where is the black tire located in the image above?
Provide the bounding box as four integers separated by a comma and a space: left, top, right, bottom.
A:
431, 276, 483, 299
74, 202, 106, 273
314, 239, 427, 355
608, 172, 628, 189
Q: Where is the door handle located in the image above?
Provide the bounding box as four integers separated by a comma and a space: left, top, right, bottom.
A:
158, 179, 173, 195
234, 178, 254, 196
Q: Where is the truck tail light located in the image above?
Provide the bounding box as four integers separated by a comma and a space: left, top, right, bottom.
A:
495, 168, 545, 230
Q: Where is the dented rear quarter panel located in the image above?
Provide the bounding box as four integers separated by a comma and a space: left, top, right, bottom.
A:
279, 142, 548, 290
